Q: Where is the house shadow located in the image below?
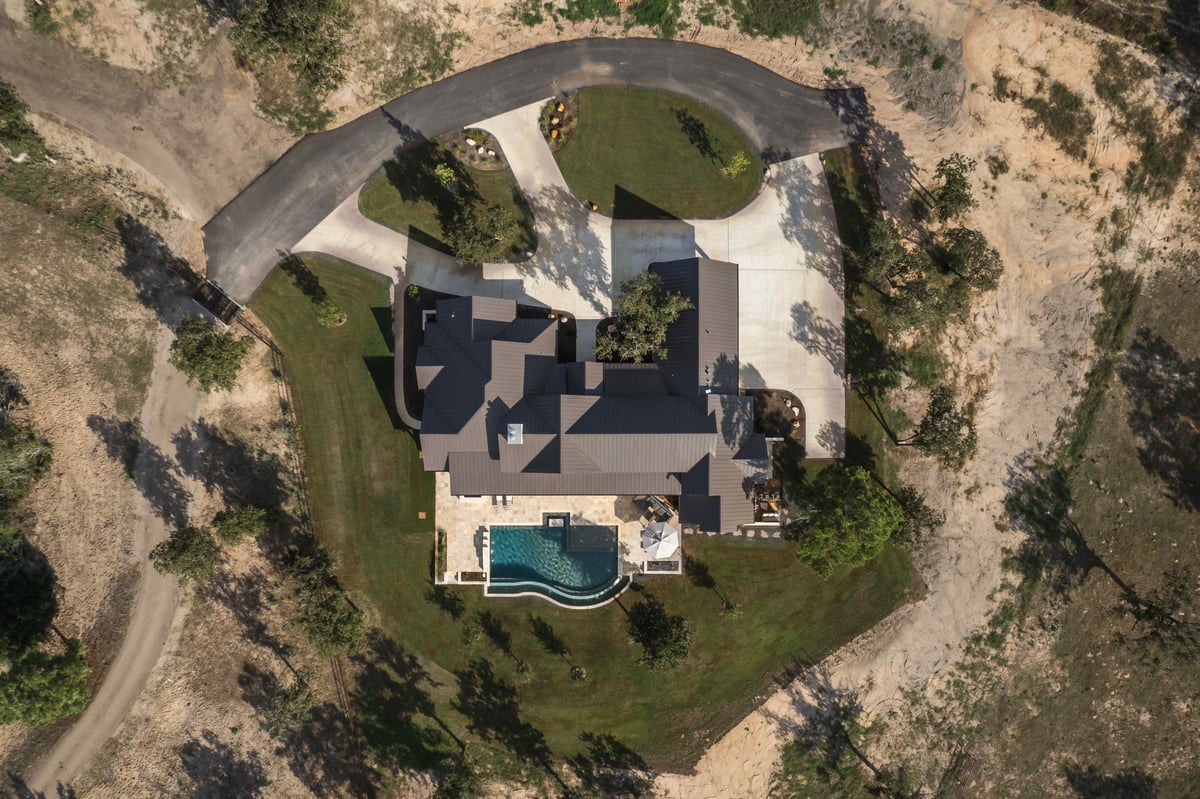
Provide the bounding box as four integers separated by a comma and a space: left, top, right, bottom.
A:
364, 356, 404, 429
609, 187, 699, 289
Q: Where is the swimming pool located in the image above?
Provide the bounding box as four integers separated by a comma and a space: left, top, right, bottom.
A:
487, 514, 627, 607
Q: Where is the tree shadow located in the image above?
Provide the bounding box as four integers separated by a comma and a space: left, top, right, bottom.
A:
765, 663, 881, 780
672, 107, 719, 163
567, 731, 655, 798
451, 659, 556, 780
527, 614, 571, 663
790, 301, 845, 377
1118, 327, 1200, 510
114, 215, 199, 325
134, 438, 192, 528
683, 557, 727, 605
518, 182, 609, 317
171, 419, 290, 515
3, 774, 77, 798
0, 532, 57, 661
178, 730, 268, 799
1004, 453, 1139, 601
425, 584, 466, 621
1063, 762, 1157, 799
238, 662, 371, 797
207, 567, 294, 672
774, 157, 845, 299
351, 629, 461, 772
85, 414, 141, 478
613, 184, 679, 221
279, 255, 328, 305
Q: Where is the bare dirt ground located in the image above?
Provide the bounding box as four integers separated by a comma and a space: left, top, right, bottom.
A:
0, 196, 157, 771
0, 0, 1193, 794
68, 344, 358, 798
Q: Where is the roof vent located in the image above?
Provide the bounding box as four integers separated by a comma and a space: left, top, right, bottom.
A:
506, 423, 524, 445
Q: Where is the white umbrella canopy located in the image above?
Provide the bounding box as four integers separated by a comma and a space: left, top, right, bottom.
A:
641, 521, 680, 559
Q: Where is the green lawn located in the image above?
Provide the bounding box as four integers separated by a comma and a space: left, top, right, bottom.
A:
554, 88, 762, 219
252, 255, 915, 774
358, 140, 535, 260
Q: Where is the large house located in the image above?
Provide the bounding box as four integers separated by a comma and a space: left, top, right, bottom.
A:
414, 257, 772, 534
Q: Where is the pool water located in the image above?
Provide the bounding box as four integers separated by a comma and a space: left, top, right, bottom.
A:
488, 515, 624, 606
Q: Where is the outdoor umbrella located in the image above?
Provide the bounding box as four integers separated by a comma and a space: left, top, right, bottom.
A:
641, 521, 680, 559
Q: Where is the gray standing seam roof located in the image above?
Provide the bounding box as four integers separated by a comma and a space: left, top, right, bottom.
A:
414, 259, 771, 532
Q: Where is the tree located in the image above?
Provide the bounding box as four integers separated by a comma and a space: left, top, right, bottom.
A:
434, 163, 456, 187
857, 217, 907, 291
446, 203, 521, 263
595, 271, 694, 363
434, 756, 483, 799
626, 596, 691, 670
285, 552, 366, 656
261, 671, 314, 736
0, 640, 90, 727
940, 227, 1003, 291
212, 505, 272, 545
931, 153, 977, 221
0, 529, 57, 660
722, 150, 751, 179
316, 299, 346, 328
786, 465, 902, 578
169, 316, 253, 393
149, 525, 219, 583
908, 385, 977, 470
892, 484, 945, 547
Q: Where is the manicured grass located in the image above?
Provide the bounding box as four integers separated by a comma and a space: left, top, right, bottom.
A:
554, 87, 762, 219
358, 139, 535, 260
250, 255, 436, 596
252, 255, 915, 773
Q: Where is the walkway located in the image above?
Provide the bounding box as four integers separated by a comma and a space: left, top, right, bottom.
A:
203, 37, 862, 303
293, 100, 845, 457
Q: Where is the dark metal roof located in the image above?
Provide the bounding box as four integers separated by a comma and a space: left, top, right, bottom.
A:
415, 258, 771, 532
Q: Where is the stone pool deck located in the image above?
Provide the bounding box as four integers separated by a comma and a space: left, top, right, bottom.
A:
434, 473, 680, 583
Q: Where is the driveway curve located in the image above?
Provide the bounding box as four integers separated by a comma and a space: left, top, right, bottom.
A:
203, 37, 864, 303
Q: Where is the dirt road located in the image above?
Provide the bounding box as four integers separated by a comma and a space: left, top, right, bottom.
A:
22, 302, 208, 793
0, 13, 291, 221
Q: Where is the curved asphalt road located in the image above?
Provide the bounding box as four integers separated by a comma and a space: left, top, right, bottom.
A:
203, 37, 864, 303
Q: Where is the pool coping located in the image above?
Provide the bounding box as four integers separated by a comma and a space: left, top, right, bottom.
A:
483, 574, 632, 610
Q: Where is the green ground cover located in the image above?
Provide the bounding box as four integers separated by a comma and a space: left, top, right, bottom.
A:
252, 254, 915, 774
554, 87, 762, 218
358, 140, 535, 261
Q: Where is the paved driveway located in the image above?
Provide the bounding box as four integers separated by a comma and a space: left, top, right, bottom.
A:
293, 102, 845, 457
204, 38, 863, 303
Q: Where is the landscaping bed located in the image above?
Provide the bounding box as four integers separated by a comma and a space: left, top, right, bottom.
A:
553, 87, 763, 219
358, 138, 536, 262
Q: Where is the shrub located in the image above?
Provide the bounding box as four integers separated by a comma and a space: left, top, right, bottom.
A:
150, 525, 220, 583
169, 316, 253, 393
629, 0, 681, 37
1022, 80, 1094, 160
212, 505, 272, 545
316, 299, 346, 328
24, 0, 60, 36
733, 0, 825, 40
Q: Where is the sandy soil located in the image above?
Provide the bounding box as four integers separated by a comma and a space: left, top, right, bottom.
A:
1, 0, 1192, 794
